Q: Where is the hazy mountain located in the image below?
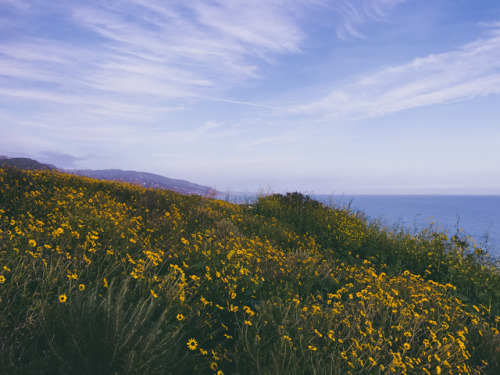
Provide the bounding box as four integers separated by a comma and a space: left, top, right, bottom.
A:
0, 156, 57, 171
71, 169, 216, 196
0, 156, 216, 196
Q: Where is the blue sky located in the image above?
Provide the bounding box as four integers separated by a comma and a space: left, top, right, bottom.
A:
1, 0, 500, 194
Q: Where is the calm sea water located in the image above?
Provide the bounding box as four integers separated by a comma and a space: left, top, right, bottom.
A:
223, 193, 500, 258
316, 195, 500, 258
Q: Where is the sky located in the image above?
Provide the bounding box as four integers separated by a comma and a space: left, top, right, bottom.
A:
1, 0, 500, 195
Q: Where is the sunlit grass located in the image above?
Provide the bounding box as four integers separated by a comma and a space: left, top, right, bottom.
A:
1, 167, 499, 374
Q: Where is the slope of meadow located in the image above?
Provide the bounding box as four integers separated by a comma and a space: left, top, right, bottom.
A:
0, 167, 499, 374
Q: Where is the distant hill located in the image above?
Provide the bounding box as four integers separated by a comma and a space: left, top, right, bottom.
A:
0, 155, 216, 196
0, 156, 57, 171
71, 169, 216, 196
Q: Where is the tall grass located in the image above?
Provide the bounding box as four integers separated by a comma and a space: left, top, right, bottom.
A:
1, 167, 499, 374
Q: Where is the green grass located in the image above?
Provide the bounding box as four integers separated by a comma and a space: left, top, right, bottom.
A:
1, 167, 499, 374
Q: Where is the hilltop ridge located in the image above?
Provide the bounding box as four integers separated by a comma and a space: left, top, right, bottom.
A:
0, 156, 57, 171
0, 155, 216, 196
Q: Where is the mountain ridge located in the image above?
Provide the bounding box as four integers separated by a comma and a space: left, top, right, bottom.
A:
0, 156, 57, 171
0, 156, 216, 196
71, 168, 216, 196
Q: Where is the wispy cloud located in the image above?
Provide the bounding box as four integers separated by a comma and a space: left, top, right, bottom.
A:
189, 1, 304, 56
291, 26, 500, 117
0, 0, 414, 128
0, 0, 309, 126
327, 0, 407, 40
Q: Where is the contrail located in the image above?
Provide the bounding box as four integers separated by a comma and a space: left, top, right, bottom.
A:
191, 95, 286, 110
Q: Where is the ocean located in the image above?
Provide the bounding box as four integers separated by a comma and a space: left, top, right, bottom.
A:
223, 193, 500, 258
315, 195, 500, 258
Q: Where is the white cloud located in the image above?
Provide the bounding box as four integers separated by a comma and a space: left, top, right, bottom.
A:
70, 0, 305, 85
190, 0, 304, 55
328, 0, 408, 40
0, 0, 413, 125
0, 0, 310, 128
291, 28, 500, 117
367, 0, 407, 19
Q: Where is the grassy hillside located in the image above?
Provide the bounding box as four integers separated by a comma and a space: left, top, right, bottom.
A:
0, 167, 499, 374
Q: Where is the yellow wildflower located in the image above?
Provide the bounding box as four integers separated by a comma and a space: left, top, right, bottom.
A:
187, 338, 198, 350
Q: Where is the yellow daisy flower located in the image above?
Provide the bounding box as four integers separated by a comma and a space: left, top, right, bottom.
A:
187, 338, 198, 350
